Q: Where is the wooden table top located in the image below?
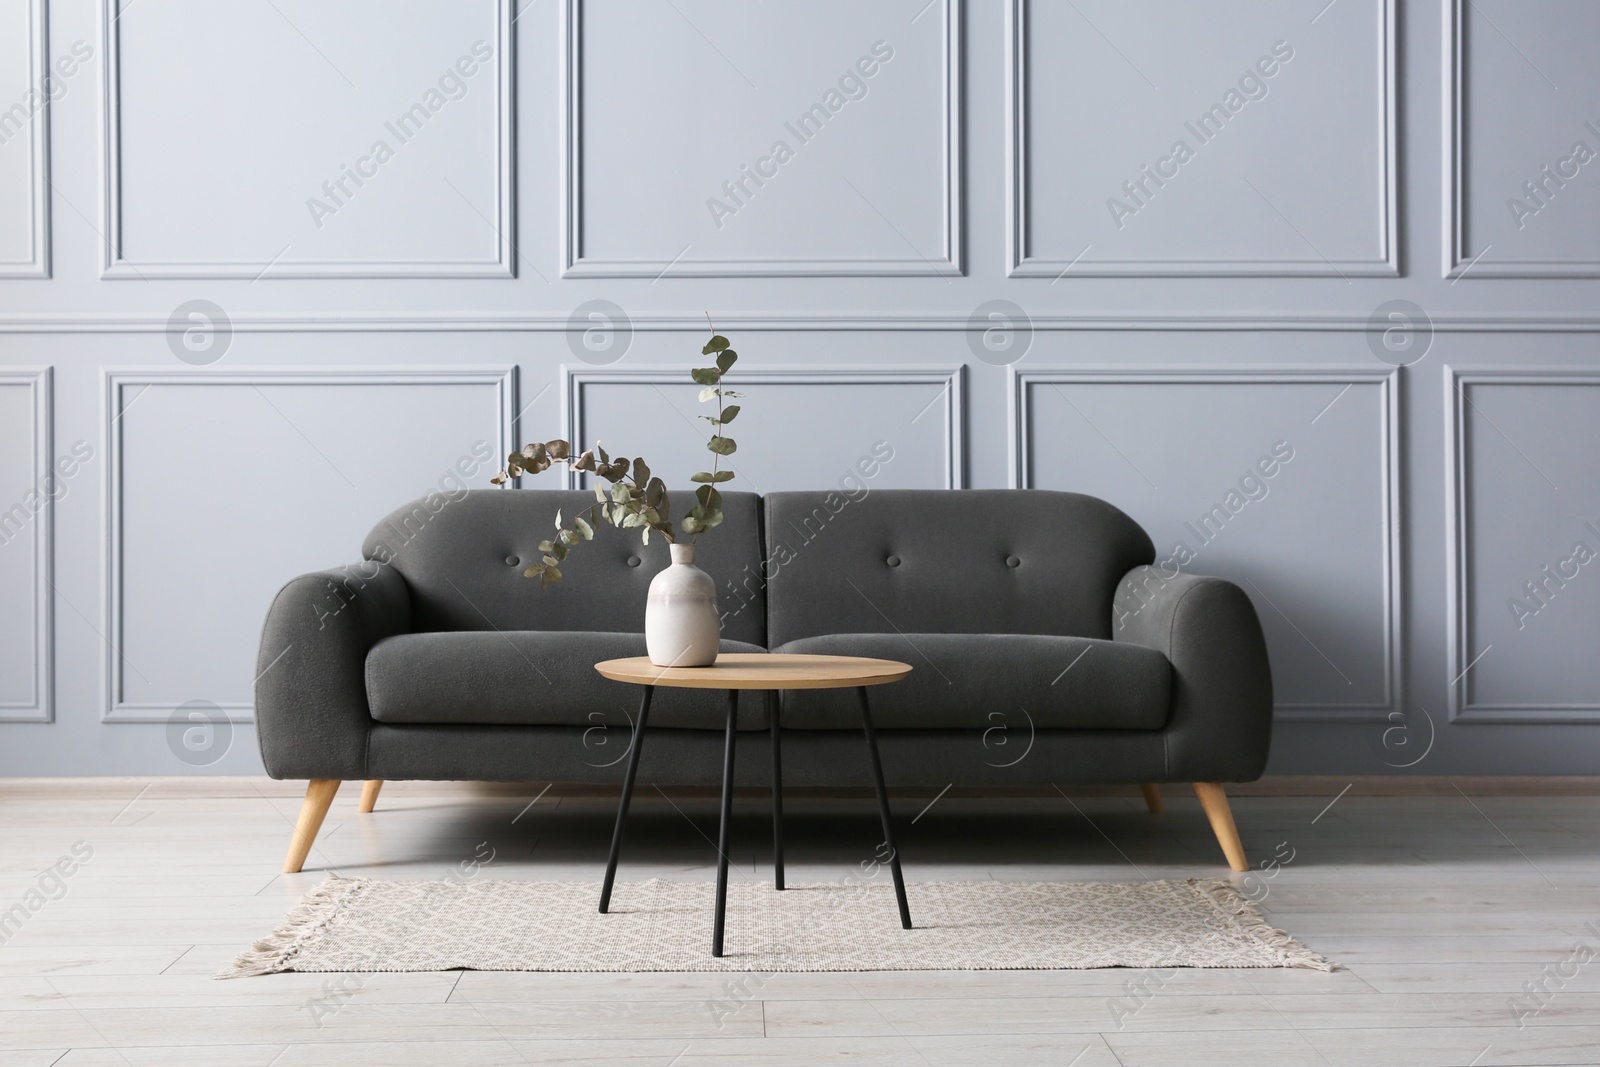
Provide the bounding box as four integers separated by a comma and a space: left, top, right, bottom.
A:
593, 653, 912, 690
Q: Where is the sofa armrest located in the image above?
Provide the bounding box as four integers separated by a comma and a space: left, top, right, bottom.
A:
1112, 565, 1273, 782
254, 563, 412, 781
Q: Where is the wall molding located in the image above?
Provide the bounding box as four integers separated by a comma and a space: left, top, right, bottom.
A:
101, 365, 518, 723
98, 0, 516, 279
1007, 0, 1398, 278
0, 368, 53, 722
562, 365, 966, 490
0, 0, 50, 278
1443, 0, 1600, 279
7, 312, 1600, 334
1444, 366, 1600, 721
1010, 365, 1402, 721
559, 0, 963, 278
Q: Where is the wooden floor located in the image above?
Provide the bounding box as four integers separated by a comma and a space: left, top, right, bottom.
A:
2, 778, 1598, 1065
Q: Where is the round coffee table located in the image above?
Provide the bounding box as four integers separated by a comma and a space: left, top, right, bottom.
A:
592, 653, 914, 956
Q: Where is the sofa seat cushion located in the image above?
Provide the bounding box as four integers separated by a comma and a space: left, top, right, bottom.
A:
774, 634, 1170, 730
367, 632, 770, 729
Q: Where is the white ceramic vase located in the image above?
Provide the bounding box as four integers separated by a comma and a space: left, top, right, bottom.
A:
645, 543, 720, 667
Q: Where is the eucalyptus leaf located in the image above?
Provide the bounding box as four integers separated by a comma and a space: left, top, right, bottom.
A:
645, 477, 666, 508
708, 436, 737, 455
558, 529, 580, 546
594, 482, 606, 503
610, 481, 629, 504
543, 566, 562, 583
690, 471, 718, 483
632, 457, 649, 485
716, 350, 737, 372
546, 439, 570, 460
712, 470, 735, 483
543, 554, 559, 567
537, 540, 555, 553
702, 335, 730, 354
680, 514, 703, 534
523, 564, 545, 578
574, 515, 594, 540
690, 368, 721, 386
554, 509, 562, 529
698, 387, 719, 403
719, 405, 740, 422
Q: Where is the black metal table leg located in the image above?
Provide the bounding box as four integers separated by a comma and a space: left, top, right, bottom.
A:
858, 685, 912, 929
599, 686, 653, 914
769, 690, 785, 890
712, 689, 738, 956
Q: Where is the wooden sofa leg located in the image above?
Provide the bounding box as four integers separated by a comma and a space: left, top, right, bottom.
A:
359, 780, 383, 813
283, 780, 341, 874
1140, 784, 1164, 814
1193, 783, 1248, 872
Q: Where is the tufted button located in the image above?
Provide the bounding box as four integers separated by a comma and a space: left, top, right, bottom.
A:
626, 555, 642, 568
886, 555, 901, 567
505, 556, 520, 567
1006, 555, 1021, 568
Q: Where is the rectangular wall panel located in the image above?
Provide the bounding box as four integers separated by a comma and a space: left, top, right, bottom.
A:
101, 0, 513, 278
567, 367, 965, 492
562, 0, 961, 277
0, 0, 48, 276
0, 369, 51, 721
1009, 0, 1395, 276
1444, 0, 1600, 277
1014, 368, 1399, 719
104, 368, 515, 722
1446, 369, 1600, 720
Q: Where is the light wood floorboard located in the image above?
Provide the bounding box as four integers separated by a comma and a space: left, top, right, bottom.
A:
1, 783, 1597, 1064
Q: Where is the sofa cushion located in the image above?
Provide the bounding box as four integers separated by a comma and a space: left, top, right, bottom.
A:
367, 632, 770, 729
363, 489, 766, 646
763, 490, 1155, 647
774, 634, 1170, 730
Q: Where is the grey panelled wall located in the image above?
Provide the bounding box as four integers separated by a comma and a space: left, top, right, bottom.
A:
0, 0, 1595, 776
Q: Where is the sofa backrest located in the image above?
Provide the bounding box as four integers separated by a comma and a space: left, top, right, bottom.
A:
762, 490, 1154, 647
364, 489, 766, 645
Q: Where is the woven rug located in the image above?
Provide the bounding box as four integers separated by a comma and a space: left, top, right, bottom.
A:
221, 876, 1333, 977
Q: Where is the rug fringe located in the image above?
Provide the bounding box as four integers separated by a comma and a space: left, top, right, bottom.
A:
1189, 878, 1337, 971
215, 876, 368, 979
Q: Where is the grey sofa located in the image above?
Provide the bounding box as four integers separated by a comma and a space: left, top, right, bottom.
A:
258, 488, 1273, 874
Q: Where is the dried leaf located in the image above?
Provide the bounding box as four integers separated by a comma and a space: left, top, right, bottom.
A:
546, 439, 570, 460
575, 515, 594, 540
698, 387, 719, 403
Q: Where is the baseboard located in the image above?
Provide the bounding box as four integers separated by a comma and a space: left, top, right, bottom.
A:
3, 774, 1597, 800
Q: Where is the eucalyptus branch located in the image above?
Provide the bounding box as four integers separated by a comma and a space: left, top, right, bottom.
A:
488, 325, 742, 587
